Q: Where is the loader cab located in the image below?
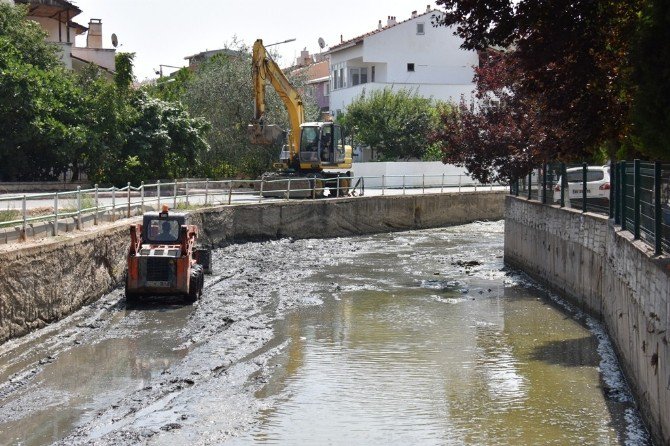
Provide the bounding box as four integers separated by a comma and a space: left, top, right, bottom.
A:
142, 211, 187, 245
299, 122, 346, 167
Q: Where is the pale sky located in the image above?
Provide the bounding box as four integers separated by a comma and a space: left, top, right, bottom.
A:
71, 0, 441, 80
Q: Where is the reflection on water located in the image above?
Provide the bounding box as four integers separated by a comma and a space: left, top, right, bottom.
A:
0, 305, 190, 446
231, 222, 637, 445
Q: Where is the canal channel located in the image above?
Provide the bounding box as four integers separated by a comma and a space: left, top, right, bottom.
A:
0, 221, 650, 445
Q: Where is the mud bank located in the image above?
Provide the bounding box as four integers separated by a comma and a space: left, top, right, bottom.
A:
504, 196, 669, 445
0, 192, 505, 343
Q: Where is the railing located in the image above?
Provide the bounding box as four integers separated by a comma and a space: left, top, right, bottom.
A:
510, 161, 670, 256
0, 174, 505, 244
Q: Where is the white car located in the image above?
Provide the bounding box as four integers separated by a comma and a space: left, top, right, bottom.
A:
553, 165, 611, 207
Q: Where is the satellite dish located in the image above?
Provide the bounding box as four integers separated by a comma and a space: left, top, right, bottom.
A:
111, 33, 118, 48
318, 37, 325, 49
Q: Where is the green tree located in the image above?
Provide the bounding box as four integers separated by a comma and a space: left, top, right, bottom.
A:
0, 3, 85, 181
339, 88, 441, 160
181, 40, 320, 178
631, 0, 670, 160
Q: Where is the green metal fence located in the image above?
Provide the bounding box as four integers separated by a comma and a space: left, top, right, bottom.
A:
511, 161, 670, 256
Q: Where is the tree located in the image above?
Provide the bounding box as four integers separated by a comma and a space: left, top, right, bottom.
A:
431, 0, 647, 181
181, 40, 320, 178
339, 88, 442, 161
630, 0, 670, 160
0, 3, 84, 181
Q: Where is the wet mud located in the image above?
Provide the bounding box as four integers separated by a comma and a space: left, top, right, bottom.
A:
0, 221, 651, 445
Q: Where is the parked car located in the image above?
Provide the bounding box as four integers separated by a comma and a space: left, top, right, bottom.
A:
553, 165, 611, 208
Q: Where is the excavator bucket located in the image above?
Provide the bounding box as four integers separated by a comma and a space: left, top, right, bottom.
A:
248, 123, 284, 145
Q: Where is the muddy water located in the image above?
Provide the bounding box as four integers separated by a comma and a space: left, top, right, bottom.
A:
230, 223, 645, 445
0, 221, 650, 445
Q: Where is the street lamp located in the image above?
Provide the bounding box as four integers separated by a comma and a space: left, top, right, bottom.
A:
155, 64, 183, 77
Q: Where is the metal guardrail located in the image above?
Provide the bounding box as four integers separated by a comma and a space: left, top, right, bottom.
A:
510, 161, 670, 256
0, 174, 505, 243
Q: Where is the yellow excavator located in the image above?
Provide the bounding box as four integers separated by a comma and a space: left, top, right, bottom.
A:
248, 39, 352, 197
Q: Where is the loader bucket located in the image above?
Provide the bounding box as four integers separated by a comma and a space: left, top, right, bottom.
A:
248, 123, 284, 145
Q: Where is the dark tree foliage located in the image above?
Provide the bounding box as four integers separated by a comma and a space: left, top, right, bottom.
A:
431, 0, 646, 181
631, 0, 670, 160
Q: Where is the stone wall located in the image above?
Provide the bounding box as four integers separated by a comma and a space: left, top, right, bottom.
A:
0, 192, 505, 343
504, 196, 669, 445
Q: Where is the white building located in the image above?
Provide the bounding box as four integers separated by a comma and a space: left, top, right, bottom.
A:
12, 0, 116, 75
326, 5, 478, 116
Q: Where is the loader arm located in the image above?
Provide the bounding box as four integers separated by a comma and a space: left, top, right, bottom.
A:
250, 39, 305, 166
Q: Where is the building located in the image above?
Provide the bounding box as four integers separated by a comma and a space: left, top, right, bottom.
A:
287, 49, 330, 113
11, 0, 116, 75
325, 5, 478, 117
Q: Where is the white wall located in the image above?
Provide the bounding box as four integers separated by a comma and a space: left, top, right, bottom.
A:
328, 11, 478, 113
352, 161, 476, 188
71, 47, 116, 72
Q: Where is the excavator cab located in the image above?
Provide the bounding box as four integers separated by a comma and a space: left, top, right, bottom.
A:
298, 122, 346, 167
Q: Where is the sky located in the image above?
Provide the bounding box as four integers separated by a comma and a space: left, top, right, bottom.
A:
71, 0, 440, 80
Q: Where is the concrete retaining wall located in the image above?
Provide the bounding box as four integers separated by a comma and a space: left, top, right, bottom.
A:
504, 196, 670, 445
0, 192, 505, 343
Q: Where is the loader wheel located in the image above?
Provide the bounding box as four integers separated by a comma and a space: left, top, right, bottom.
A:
185, 265, 203, 304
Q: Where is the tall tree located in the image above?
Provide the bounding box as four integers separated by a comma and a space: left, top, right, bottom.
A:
182, 41, 320, 178
339, 88, 443, 161
631, 0, 670, 160
431, 0, 646, 181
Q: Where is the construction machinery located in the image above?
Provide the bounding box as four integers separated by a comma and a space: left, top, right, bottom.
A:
125, 205, 211, 304
248, 39, 353, 197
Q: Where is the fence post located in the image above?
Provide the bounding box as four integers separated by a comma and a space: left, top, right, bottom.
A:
422, 174, 425, 194
173, 180, 178, 209
609, 162, 615, 218
157, 180, 161, 211
381, 175, 385, 196
111, 186, 116, 222
634, 159, 641, 239
54, 193, 59, 236
542, 164, 548, 204
286, 178, 291, 201
560, 164, 566, 208
311, 177, 316, 199
527, 172, 532, 199
361, 177, 365, 196
459, 175, 462, 193
259, 180, 264, 203
21, 195, 27, 241
94, 184, 99, 225
620, 161, 627, 231
205, 178, 209, 205
77, 186, 82, 229
441, 173, 445, 193
336, 176, 340, 198
228, 181, 233, 205
185, 179, 190, 207
580, 163, 587, 212
402, 175, 406, 195
140, 181, 145, 213
654, 162, 662, 255
127, 182, 131, 218
611, 163, 621, 225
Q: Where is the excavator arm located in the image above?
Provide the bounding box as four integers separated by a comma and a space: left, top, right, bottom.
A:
249, 39, 305, 166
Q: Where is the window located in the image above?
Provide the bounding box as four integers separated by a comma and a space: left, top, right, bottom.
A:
338, 68, 344, 88
333, 69, 339, 90
349, 68, 368, 86
407, 63, 415, 72
371, 66, 375, 82
324, 82, 329, 96
417, 23, 425, 35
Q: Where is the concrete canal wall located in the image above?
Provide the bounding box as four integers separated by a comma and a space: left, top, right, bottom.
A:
504, 196, 670, 445
0, 192, 505, 343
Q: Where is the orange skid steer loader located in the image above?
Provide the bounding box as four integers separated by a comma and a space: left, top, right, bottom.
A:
125, 206, 211, 304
